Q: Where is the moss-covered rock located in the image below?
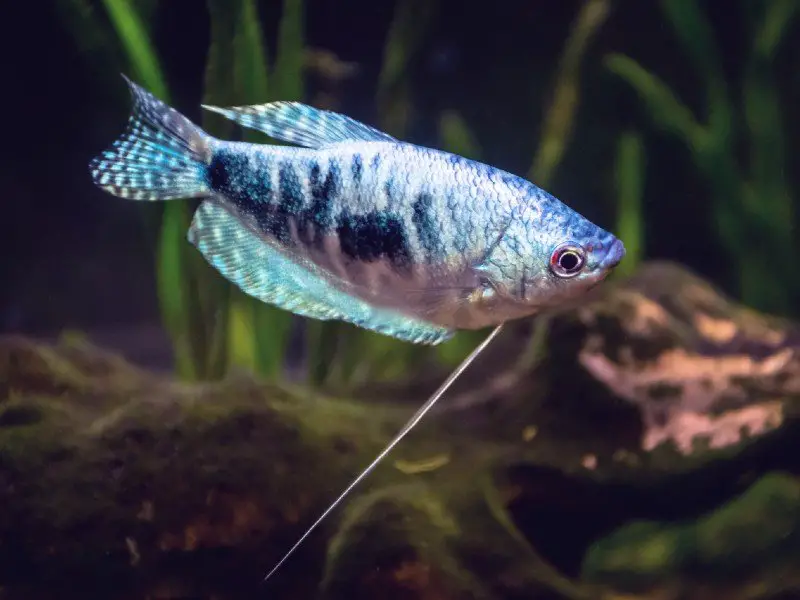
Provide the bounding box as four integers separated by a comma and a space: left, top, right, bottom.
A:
582, 472, 800, 596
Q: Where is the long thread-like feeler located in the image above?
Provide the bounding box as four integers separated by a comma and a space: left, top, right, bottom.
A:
262, 324, 505, 582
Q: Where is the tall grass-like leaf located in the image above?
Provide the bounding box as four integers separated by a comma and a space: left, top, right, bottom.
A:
743, 0, 798, 221
657, 0, 734, 234
155, 202, 198, 379
272, 0, 305, 102
606, 1, 797, 314
738, 0, 798, 313
753, 0, 800, 56
439, 110, 482, 161
233, 0, 270, 109
605, 52, 741, 245
614, 131, 645, 277
605, 52, 744, 244
529, 0, 613, 185
659, 0, 732, 138
658, 0, 722, 80
376, 0, 440, 136
604, 54, 702, 147
99, 0, 168, 100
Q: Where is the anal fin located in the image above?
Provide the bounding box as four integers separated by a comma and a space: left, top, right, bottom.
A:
188, 201, 454, 345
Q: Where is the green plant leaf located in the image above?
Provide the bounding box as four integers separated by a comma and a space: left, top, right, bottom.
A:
743, 0, 798, 225
226, 291, 259, 372
614, 131, 645, 277
738, 0, 797, 313
233, 0, 270, 108
99, 0, 168, 100
439, 110, 482, 161
605, 53, 703, 149
530, 0, 613, 185
752, 0, 800, 58
272, 0, 306, 102
156, 202, 197, 379
377, 0, 439, 136
659, 0, 733, 159
658, 0, 723, 83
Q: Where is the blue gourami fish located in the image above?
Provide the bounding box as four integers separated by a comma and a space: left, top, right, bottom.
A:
89, 76, 625, 580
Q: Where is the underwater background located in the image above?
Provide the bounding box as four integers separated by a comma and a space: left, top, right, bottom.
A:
2, 0, 800, 598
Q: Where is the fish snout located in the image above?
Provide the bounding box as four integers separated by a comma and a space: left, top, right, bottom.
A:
588, 237, 626, 272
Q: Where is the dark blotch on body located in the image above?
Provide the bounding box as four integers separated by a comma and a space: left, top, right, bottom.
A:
337, 211, 412, 273
351, 153, 363, 187
209, 154, 300, 246
208, 150, 340, 250
412, 192, 441, 264
302, 160, 339, 248
263, 162, 304, 244
384, 177, 396, 206
208, 149, 271, 206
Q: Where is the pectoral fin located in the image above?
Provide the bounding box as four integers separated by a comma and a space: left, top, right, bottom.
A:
187, 201, 454, 345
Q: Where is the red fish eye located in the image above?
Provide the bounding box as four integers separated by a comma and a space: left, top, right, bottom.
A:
550, 243, 585, 278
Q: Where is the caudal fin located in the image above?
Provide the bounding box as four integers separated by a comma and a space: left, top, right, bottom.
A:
89, 75, 212, 201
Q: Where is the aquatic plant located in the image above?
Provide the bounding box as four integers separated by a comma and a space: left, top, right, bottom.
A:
613, 130, 645, 277
605, 0, 798, 314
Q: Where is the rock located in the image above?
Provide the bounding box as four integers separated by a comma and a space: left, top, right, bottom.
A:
582, 472, 800, 597
1, 262, 799, 599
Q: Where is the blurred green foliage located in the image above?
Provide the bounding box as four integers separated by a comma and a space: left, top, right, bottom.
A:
614, 131, 645, 278
61, 0, 624, 386
605, 0, 798, 315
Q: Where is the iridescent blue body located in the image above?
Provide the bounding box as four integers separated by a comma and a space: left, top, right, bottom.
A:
90, 77, 625, 344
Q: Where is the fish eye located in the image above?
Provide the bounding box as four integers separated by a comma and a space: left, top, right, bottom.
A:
549, 243, 585, 278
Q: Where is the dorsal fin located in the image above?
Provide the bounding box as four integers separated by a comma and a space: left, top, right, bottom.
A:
201, 101, 397, 148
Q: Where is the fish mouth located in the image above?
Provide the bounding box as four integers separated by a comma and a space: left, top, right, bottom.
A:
599, 238, 626, 271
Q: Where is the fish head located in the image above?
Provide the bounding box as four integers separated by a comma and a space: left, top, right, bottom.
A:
473, 186, 625, 318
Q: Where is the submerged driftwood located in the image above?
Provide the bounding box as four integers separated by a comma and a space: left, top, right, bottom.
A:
1, 261, 800, 600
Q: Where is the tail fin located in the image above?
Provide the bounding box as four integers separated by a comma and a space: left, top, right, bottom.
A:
89, 75, 212, 201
